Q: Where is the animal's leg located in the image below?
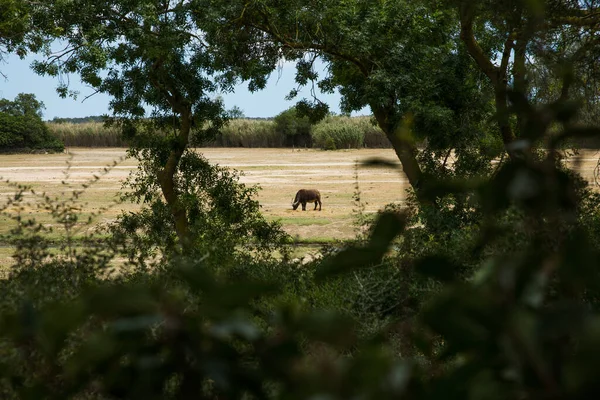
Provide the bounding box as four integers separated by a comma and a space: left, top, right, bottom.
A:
314, 201, 317, 210
318, 199, 322, 211
302, 202, 307, 211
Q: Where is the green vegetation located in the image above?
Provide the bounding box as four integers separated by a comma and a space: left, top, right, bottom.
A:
0, 93, 64, 152
272, 217, 333, 226
2, 0, 600, 398
273, 106, 313, 147
312, 115, 365, 150
0, 0, 46, 62
201, 118, 282, 147
48, 121, 126, 147
51, 116, 106, 124
47, 114, 390, 149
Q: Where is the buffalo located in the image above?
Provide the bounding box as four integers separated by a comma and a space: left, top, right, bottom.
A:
292, 189, 322, 211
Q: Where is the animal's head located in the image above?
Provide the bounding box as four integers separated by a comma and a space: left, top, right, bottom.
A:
292, 197, 300, 210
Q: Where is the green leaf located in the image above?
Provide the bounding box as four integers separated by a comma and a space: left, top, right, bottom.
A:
368, 211, 408, 251
317, 211, 406, 279
414, 255, 462, 283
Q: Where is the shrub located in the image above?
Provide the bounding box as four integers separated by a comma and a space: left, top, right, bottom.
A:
322, 136, 336, 150
44, 115, 393, 149
273, 106, 313, 147
2, 96, 600, 399
109, 148, 291, 271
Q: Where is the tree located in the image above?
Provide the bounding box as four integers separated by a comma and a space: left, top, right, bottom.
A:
204, 0, 600, 228
202, 0, 600, 280
228, 105, 245, 119
273, 106, 313, 147
31, 0, 281, 248
452, 0, 600, 149
0, 0, 47, 76
0, 93, 64, 152
0, 93, 45, 118
205, 0, 497, 204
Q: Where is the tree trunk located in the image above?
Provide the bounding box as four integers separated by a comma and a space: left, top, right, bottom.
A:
513, 35, 528, 138
157, 108, 193, 249
372, 106, 430, 204
149, 59, 194, 249
459, 5, 517, 153
494, 83, 516, 146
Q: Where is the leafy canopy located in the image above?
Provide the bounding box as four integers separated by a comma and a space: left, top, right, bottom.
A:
0, 93, 64, 152
30, 0, 286, 245
0, 0, 47, 66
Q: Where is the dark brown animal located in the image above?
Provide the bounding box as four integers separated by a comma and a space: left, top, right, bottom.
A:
292, 189, 322, 211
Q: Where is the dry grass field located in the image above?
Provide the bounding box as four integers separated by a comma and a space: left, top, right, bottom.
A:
0, 148, 410, 267
1, 147, 599, 268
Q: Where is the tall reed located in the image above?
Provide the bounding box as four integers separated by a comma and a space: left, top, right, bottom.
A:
47, 122, 127, 147
46, 116, 392, 148
203, 119, 282, 147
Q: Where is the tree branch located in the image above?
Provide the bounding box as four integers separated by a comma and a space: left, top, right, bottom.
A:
499, 34, 515, 78
247, 9, 371, 77
459, 4, 499, 85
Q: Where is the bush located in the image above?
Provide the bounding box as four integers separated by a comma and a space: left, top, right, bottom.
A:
2, 98, 600, 399
0, 93, 64, 152
109, 148, 291, 271
273, 106, 313, 147
322, 136, 336, 150
311, 116, 365, 149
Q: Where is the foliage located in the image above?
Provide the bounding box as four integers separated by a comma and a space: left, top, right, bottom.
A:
47, 121, 127, 147
228, 105, 246, 119
201, 119, 282, 148
0, 0, 47, 65
358, 117, 390, 148
47, 116, 390, 149
0, 75, 600, 400
0, 93, 64, 152
108, 147, 291, 272
311, 115, 365, 149
273, 106, 313, 147
3, 1, 600, 399
449, 0, 600, 151
208, 0, 502, 207
4, 93, 600, 397
51, 116, 106, 124
0, 156, 122, 311
30, 0, 283, 244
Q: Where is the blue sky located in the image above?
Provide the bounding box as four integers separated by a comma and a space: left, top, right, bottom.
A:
0, 52, 367, 121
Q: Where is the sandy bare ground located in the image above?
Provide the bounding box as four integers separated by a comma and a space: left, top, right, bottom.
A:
1, 147, 599, 249
0, 148, 410, 244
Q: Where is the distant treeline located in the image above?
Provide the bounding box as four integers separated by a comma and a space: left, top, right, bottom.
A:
47, 114, 392, 149
50, 116, 107, 124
